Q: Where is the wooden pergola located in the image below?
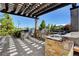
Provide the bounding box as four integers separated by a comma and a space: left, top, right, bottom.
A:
1, 3, 79, 54
0, 3, 71, 37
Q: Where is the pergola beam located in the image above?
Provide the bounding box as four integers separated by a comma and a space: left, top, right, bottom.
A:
35, 3, 60, 16
0, 11, 36, 19
36, 3, 70, 17
0, 3, 70, 19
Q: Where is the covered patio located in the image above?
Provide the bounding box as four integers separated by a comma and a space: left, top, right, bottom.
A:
0, 3, 79, 56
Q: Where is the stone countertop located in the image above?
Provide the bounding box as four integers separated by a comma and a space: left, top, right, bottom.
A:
62, 32, 79, 38
45, 32, 79, 41
45, 34, 63, 41
46, 35, 62, 41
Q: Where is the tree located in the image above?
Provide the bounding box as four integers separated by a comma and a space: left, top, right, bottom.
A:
63, 24, 72, 32
0, 13, 15, 35
55, 25, 64, 31
46, 24, 51, 33
39, 20, 46, 30
26, 27, 29, 31
50, 24, 56, 31
50, 24, 53, 31
47, 24, 51, 30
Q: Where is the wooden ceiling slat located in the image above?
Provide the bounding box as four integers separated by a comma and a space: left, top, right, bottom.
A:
7, 3, 14, 12
17, 3, 28, 15
21, 4, 31, 16
21, 5, 28, 15
27, 3, 41, 17
24, 3, 35, 16
1, 3, 8, 12
0, 4, 1, 10
0, 4, 5, 11
35, 3, 60, 16
21, 3, 31, 15
30, 3, 49, 17
15, 3, 23, 14
12, 4, 18, 12
25, 3, 37, 16
36, 3, 70, 17
32, 3, 53, 17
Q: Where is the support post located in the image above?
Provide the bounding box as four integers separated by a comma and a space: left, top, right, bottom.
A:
34, 18, 38, 38
70, 4, 79, 31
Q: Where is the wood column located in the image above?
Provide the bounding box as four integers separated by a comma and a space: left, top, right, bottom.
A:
34, 18, 38, 38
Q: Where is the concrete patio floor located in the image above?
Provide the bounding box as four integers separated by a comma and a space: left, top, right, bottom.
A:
0, 36, 45, 56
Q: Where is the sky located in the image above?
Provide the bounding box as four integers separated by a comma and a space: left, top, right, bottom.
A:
0, 4, 78, 28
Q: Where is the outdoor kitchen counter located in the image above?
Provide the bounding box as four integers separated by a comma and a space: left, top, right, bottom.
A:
45, 36, 74, 56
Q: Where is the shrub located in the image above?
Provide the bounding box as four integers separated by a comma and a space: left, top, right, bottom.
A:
13, 30, 21, 38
